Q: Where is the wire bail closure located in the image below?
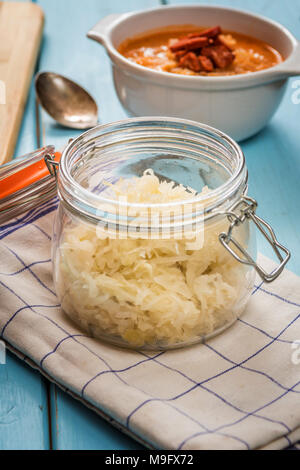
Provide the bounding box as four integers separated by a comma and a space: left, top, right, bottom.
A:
44, 153, 59, 179
219, 196, 291, 283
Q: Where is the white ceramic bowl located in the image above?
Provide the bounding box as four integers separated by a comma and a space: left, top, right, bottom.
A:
87, 5, 300, 141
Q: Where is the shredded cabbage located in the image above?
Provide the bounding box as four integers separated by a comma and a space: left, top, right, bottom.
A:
57, 170, 247, 347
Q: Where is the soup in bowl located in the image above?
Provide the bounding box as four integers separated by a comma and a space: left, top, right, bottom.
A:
87, 5, 300, 141
119, 25, 283, 76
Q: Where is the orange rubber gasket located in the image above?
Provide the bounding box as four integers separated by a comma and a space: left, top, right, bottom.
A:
0, 152, 61, 200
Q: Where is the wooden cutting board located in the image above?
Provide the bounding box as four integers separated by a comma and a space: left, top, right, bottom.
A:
0, 2, 44, 165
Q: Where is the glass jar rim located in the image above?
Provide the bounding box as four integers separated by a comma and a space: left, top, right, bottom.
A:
58, 117, 247, 219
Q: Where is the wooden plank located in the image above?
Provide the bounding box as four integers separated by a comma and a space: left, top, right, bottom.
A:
0, 349, 50, 449
50, 385, 142, 450
35, 0, 161, 450
0, 1, 44, 163
12, 0, 43, 158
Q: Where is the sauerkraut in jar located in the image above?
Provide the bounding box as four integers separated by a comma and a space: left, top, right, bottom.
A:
52, 119, 287, 349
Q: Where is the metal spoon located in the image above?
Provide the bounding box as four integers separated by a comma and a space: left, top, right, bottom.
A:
35, 72, 98, 130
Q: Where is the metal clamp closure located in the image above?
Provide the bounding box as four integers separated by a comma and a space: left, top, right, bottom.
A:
219, 196, 291, 283
44, 154, 59, 179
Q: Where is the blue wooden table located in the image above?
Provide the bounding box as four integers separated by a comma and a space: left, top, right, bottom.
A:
1, 0, 299, 450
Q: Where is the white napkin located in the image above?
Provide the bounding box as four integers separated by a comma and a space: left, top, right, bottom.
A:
0, 199, 299, 450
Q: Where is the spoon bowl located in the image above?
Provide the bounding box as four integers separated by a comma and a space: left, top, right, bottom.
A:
35, 72, 98, 129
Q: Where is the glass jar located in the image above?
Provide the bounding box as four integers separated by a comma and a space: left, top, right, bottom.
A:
51, 118, 290, 350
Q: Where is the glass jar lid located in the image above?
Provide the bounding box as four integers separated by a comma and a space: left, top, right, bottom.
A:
58, 117, 248, 222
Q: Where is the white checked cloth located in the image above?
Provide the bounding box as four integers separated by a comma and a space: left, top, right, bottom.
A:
0, 198, 300, 450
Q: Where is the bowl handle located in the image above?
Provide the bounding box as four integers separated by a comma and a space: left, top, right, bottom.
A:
277, 40, 300, 76
87, 13, 128, 46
